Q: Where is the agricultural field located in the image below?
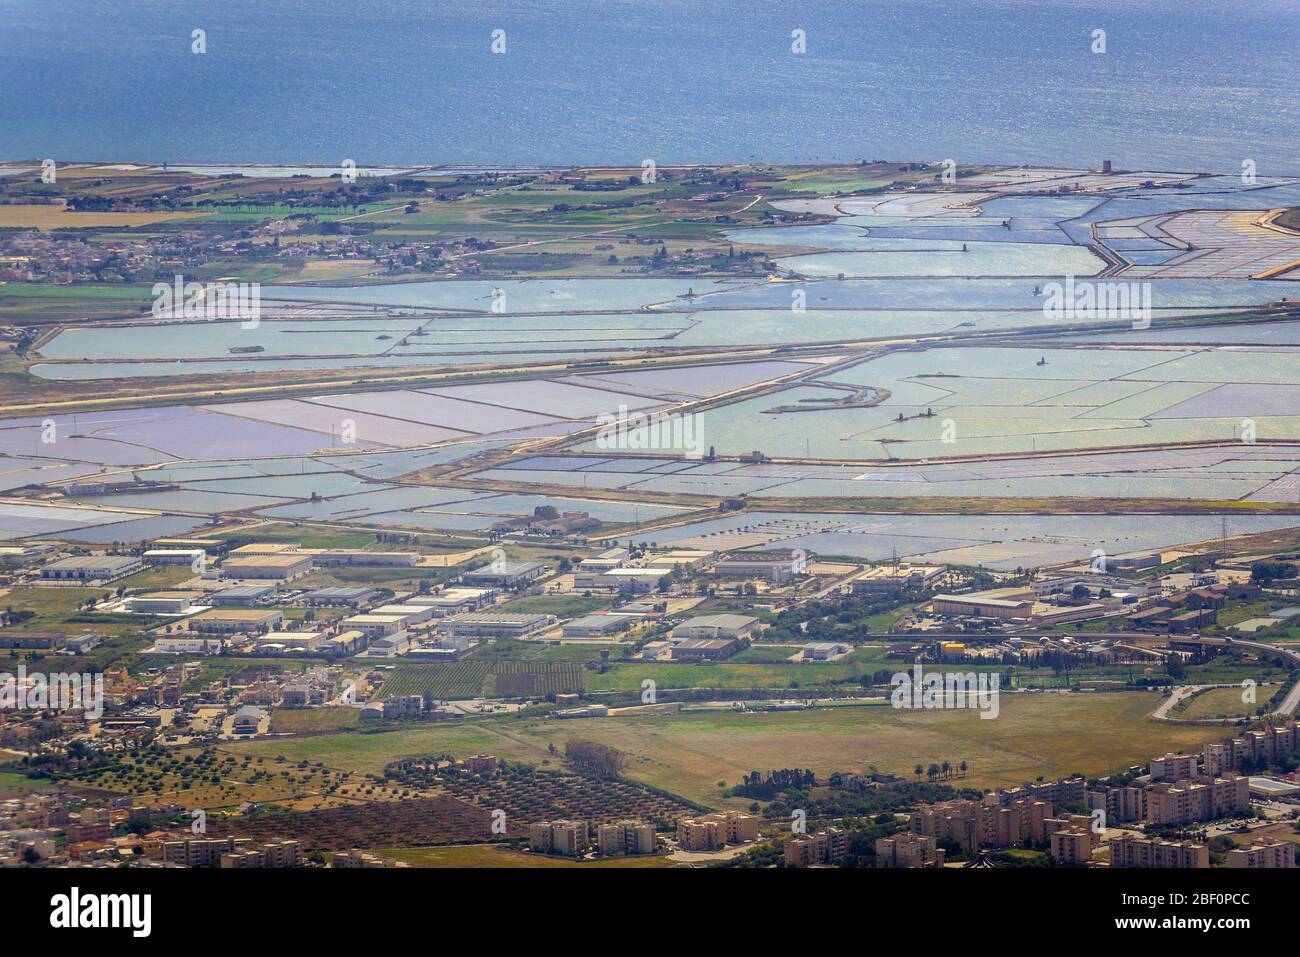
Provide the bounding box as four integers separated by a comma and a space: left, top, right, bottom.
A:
47, 748, 346, 809
220, 691, 1228, 808
374, 843, 673, 868
377, 660, 585, 699
384, 761, 700, 828
208, 794, 494, 850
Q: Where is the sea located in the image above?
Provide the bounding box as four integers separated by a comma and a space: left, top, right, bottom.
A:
0, 0, 1296, 174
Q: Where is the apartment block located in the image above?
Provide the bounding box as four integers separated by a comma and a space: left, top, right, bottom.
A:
1049, 826, 1094, 865
597, 820, 656, 856
875, 832, 945, 868
158, 836, 251, 867
219, 839, 302, 869
1086, 786, 1147, 824
784, 827, 847, 867
1203, 722, 1300, 775
1110, 835, 1209, 869
1150, 752, 1200, 781
676, 811, 758, 851
529, 820, 588, 856
1146, 776, 1250, 826
1227, 837, 1295, 869
911, 796, 1055, 852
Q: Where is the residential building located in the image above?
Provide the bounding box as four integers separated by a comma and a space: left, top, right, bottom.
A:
875, 832, 945, 868
1146, 776, 1250, 826
784, 828, 847, 867
1150, 752, 1200, 782
530, 820, 588, 856
597, 820, 656, 856
1227, 838, 1295, 869
1050, 826, 1094, 865
1110, 835, 1209, 869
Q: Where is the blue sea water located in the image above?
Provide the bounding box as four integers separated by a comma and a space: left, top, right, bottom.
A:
0, 0, 1296, 173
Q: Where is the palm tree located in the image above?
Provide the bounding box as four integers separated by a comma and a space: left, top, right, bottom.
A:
959, 760, 968, 778
941, 760, 951, 779
914, 764, 923, 782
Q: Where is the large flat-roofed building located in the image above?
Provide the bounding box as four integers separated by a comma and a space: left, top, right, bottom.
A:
125, 591, 199, 615
321, 630, 366, 656
562, 614, 631, 638
670, 613, 758, 641
152, 537, 226, 554
852, 564, 945, 594
1146, 776, 1250, 826
406, 587, 496, 616
187, 608, 283, 634
254, 631, 325, 654
340, 614, 407, 638
445, 611, 554, 637
573, 567, 662, 593
0, 632, 66, 650
1227, 837, 1296, 868
1110, 835, 1209, 869
672, 637, 739, 660
931, 594, 1032, 619
210, 584, 277, 606
461, 560, 546, 588
143, 548, 207, 566
642, 549, 712, 571
41, 554, 143, 582
369, 603, 436, 625
713, 549, 807, 584
302, 587, 376, 607
152, 636, 225, 655
222, 554, 313, 581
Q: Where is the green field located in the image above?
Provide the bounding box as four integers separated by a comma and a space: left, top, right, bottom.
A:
1176, 685, 1267, 721
220, 691, 1226, 807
